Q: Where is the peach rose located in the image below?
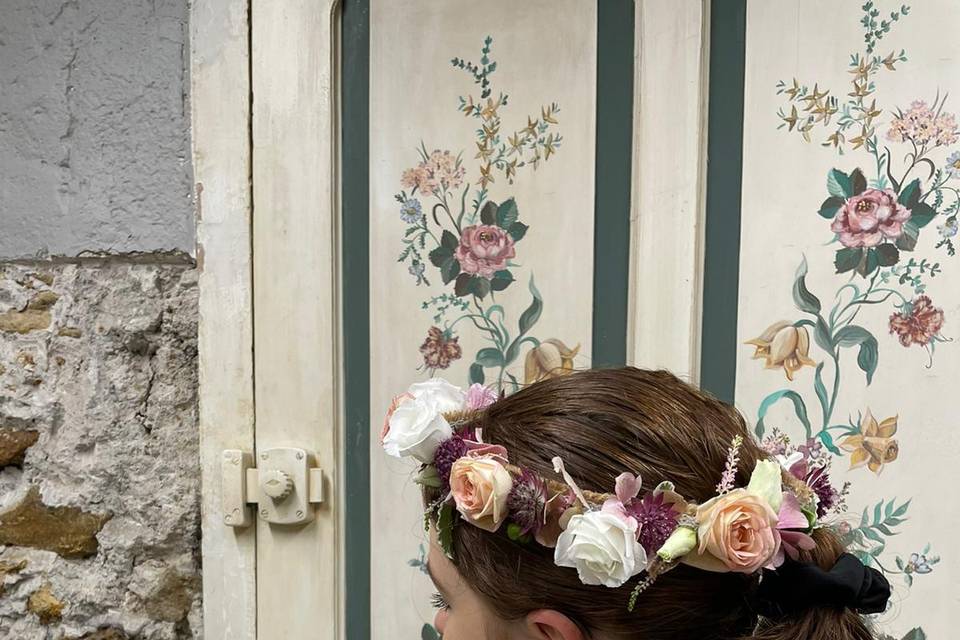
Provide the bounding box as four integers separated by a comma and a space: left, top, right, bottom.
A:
694, 489, 781, 574
449, 455, 513, 532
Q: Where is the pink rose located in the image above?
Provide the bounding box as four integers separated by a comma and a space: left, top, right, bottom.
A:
464, 383, 498, 410
831, 189, 911, 248
455, 225, 516, 279
449, 455, 513, 532
694, 489, 781, 574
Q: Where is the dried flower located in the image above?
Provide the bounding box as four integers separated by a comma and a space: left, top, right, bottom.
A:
507, 468, 549, 536
434, 435, 468, 486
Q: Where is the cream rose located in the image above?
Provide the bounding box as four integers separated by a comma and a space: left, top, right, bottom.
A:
554, 511, 647, 588
381, 378, 466, 463
449, 455, 513, 532
693, 488, 781, 574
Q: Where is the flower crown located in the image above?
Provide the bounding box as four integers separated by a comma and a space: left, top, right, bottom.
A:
380, 378, 827, 609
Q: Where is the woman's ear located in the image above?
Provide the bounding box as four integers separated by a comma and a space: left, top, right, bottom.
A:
523, 609, 585, 640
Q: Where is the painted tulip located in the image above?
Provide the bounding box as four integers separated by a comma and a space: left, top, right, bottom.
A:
745, 321, 816, 381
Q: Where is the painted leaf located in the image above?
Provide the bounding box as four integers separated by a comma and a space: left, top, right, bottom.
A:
817, 430, 841, 455
896, 221, 919, 251
850, 168, 867, 196
901, 627, 926, 640
518, 276, 543, 335
813, 362, 829, 416
827, 168, 853, 198
899, 178, 922, 208
855, 247, 880, 276
429, 245, 453, 267
508, 221, 529, 242
814, 317, 834, 353
755, 389, 812, 440
793, 257, 822, 314
421, 625, 441, 640
480, 201, 498, 225
441, 229, 460, 250
909, 202, 937, 228
875, 243, 900, 267
490, 269, 514, 292
471, 276, 492, 299
818, 196, 845, 219
832, 325, 878, 384
440, 257, 461, 284
469, 363, 485, 385
454, 273, 472, 297
475, 347, 504, 367
497, 197, 519, 229
835, 247, 863, 274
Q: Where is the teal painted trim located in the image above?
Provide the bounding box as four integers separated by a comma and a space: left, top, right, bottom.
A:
592, 0, 634, 368
700, 0, 746, 403
342, 0, 370, 638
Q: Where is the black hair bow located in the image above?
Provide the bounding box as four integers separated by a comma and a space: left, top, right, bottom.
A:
747, 553, 891, 619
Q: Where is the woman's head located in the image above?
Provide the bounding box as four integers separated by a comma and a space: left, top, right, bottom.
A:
419, 367, 877, 640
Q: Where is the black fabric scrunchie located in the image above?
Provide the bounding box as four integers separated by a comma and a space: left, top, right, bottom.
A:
746, 553, 891, 619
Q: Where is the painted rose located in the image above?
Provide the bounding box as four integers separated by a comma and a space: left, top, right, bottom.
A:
888, 295, 945, 347
554, 510, 647, 588
831, 188, 911, 248
745, 321, 816, 381
449, 455, 513, 532
381, 378, 465, 463
524, 339, 580, 384
692, 489, 781, 573
839, 409, 899, 475
454, 225, 516, 279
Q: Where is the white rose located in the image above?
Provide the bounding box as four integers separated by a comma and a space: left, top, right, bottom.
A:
554, 511, 647, 588
382, 378, 465, 463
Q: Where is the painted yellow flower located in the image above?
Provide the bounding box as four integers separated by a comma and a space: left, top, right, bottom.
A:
839, 410, 899, 474
745, 321, 817, 381
524, 339, 580, 384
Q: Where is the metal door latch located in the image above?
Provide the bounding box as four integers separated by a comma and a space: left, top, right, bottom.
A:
221, 448, 324, 527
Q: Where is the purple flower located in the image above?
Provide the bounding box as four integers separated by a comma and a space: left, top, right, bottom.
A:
804, 464, 838, 518
626, 492, 679, 556
507, 468, 549, 536
433, 435, 468, 486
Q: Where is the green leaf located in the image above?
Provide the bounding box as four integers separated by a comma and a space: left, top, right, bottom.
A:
429, 245, 453, 267
454, 273, 472, 297
518, 276, 543, 335
891, 499, 911, 518
755, 390, 812, 440
856, 247, 880, 277
814, 362, 829, 416
415, 465, 442, 488
899, 178, 922, 208
901, 628, 927, 640
496, 197, 519, 229
910, 202, 937, 228
480, 201, 498, 225
440, 257, 460, 284
827, 169, 853, 198
862, 526, 884, 543
437, 503, 456, 559
897, 221, 919, 251
421, 625, 441, 640
793, 257, 822, 314
857, 334, 879, 384
875, 243, 900, 266
441, 229, 459, 249
833, 325, 874, 347
469, 362, 485, 385
835, 247, 864, 274
850, 168, 867, 195
814, 317, 835, 353
818, 196, 845, 219
817, 429, 841, 455
508, 221, 529, 242
475, 347, 504, 367
471, 276, 492, 299
490, 269, 514, 292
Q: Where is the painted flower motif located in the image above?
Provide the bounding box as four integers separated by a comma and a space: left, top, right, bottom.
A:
382, 378, 466, 463
904, 552, 934, 575
946, 151, 960, 179
745, 321, 816, 381
887, 100, 959, 146
420, 326, 462, 370
889, 295, 946, 347
831, 188, 912, 248
464, 383, 499, 410
554, 510, 647, 588
939, 217, 958, 239
449, 454, 513, 532
401, 150, 466, 195
454, 225, 516, 279
399, 198, 423, 224
524, 339, 580, 384
839, 409, 899, 474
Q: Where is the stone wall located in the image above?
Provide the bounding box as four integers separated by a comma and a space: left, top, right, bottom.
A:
0, 260, 200, 639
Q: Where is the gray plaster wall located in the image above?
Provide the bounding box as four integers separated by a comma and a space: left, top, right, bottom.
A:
1, 0, 195, 259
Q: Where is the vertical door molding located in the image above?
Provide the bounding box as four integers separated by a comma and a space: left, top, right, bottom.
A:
627, 0, 710, 381
251, 0, 343, 638
192, 0, 257, 638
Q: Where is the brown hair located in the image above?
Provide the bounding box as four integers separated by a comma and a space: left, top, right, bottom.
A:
425, 367, 876, 640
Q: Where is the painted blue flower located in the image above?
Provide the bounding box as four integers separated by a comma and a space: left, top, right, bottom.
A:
938, 217, 958, 238
408, 261, 425, 278
400, 198, 423, 224
946, 150, 960, 178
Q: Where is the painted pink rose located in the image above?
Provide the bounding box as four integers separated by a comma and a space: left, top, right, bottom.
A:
831, 189, 911, 248
455, 225, 516, 279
